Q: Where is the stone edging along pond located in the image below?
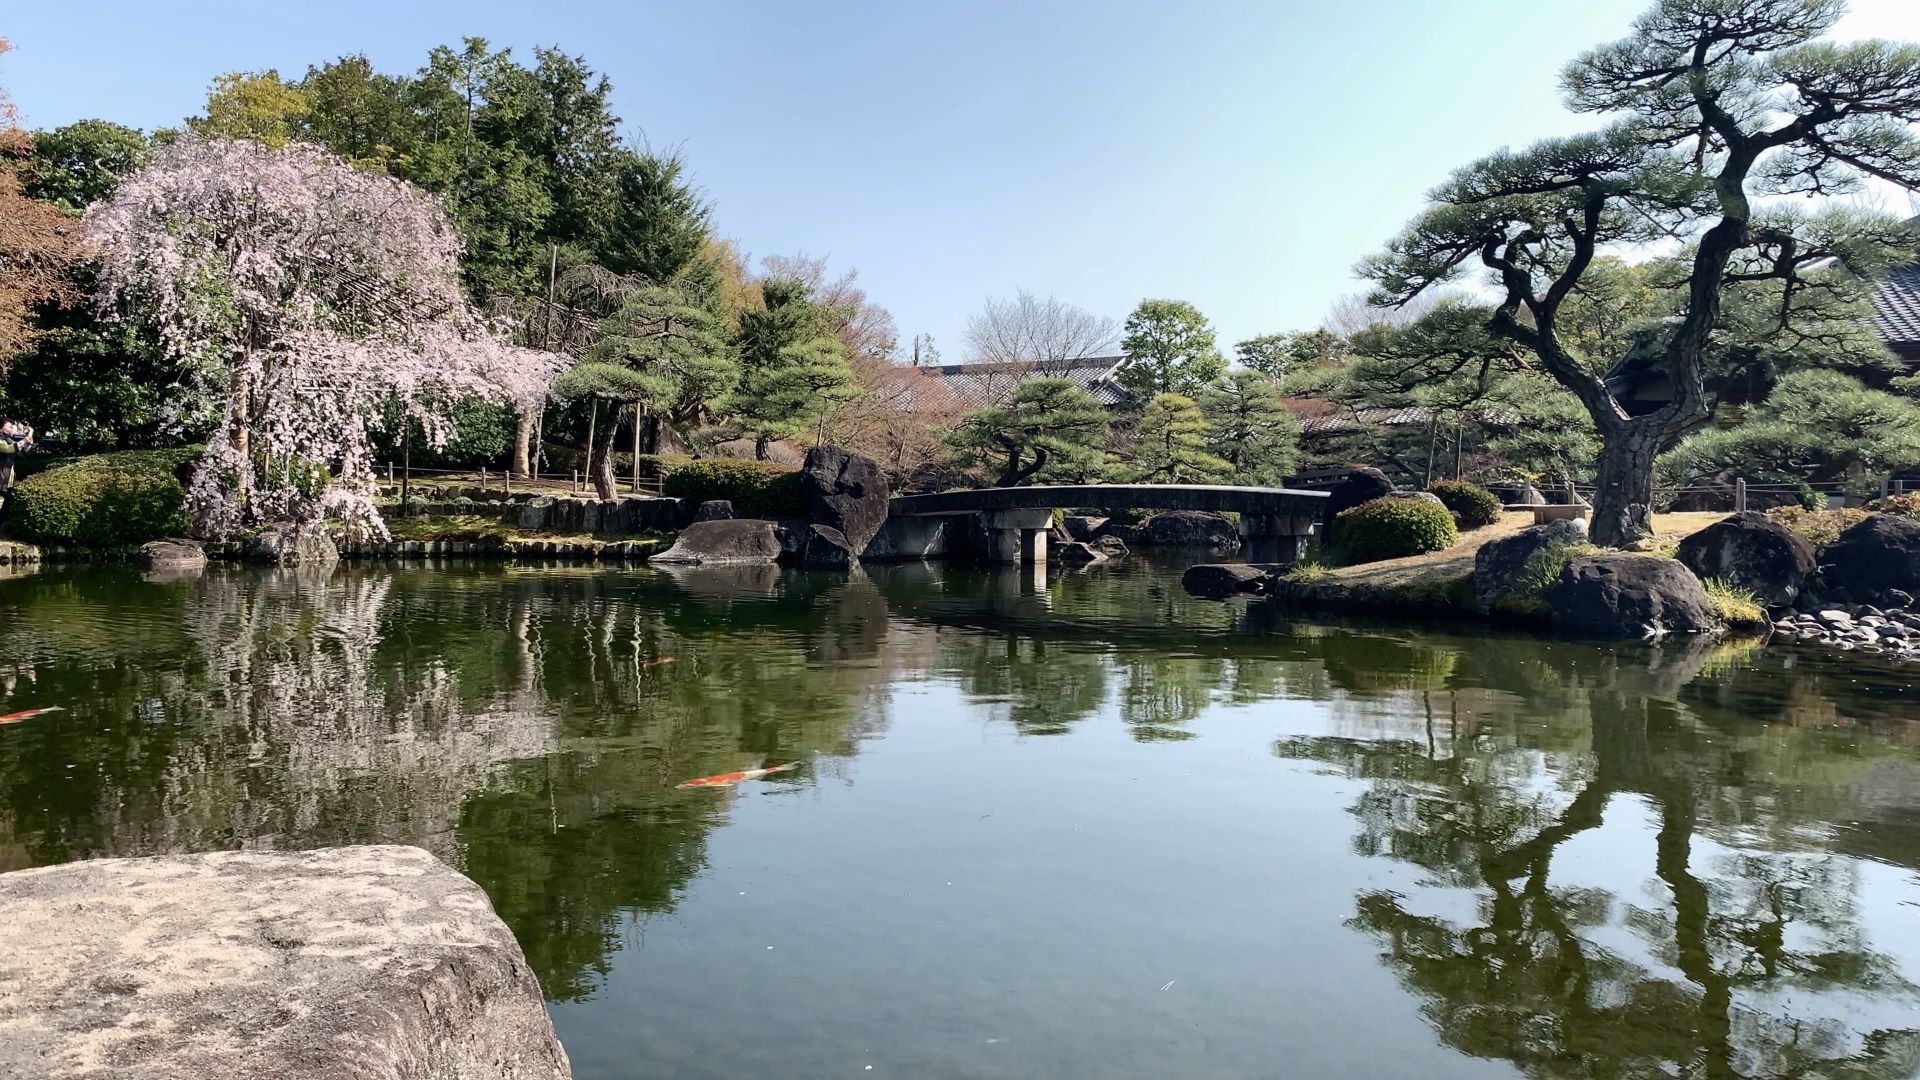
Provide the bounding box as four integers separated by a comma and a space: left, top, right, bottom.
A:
1183, 509, 1920, 662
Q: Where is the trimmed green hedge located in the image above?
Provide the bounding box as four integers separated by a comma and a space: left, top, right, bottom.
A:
1427, 480, 1503, 529
5, 448, 198, 548
1331, 497, 1458, 564
662, 459, 806, 518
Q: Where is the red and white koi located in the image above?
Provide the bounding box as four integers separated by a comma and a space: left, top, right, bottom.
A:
0, 706, 62, 725
676, 762, 800, 789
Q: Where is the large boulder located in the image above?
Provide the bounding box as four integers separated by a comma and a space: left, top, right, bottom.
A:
694, 499, 735, 522
135, 539, 206, 571
1474, 518, 1591, 614
0, 846, 568, 1080
1817, 513, 1920, 602
1055, 540, 1106, 566
247, 522, 339, 567
1545, 554, 1718, 638
1673, 511, 1815, 606
1140, 510, 1239, 551
800, 445, 890, 554
1181, 562, 1271, 599
1322, 467, 1395, 524
1091, 534, 1131, 560
648, 518, 782, 564
1063, 515, 1108, 542
797, 523, 856, 570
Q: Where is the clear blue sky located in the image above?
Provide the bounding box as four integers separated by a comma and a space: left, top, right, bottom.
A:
5, 0, 1917, 358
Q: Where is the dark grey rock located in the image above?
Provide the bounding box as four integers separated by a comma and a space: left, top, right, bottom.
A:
694, 499, 735, 522
1090, 534, 1131, 559
1323, 467, 1395, 524
798, 523, 856, 570
801, 445, 890, 554
1673, 511, 1815, 607
0, 846, 568, 1080
1055, 541, 1106, 566
1472, 518, 1589, 613
649, 519, 782, 565
1818, 514, 1920, 602
248, 523, 339, 567
135, 539, 206, 571
1140, 510, 1240, 551
1546, 554, 1718, 638
1181, 563, 1271, 599
1063, 515, 1108, 541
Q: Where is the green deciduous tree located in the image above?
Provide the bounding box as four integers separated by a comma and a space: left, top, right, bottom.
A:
1200, 370, 1299, 485
1235, 329, 1346, 383
188, 70, 309, 146
1124, 392, 1229, 483
948, 377, 1111, 486
1118, 299, 1225, 401
25, 120, 148, 211
1363, 0, 1920, 547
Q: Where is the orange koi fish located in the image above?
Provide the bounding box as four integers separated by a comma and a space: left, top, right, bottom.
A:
676, 762, 801, 789
642, 657, 676, 668
0, 706, 62, 725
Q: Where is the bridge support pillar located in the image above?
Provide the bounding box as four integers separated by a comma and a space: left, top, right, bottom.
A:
980, 509, 1052, 566
1239, 513, 1317, 566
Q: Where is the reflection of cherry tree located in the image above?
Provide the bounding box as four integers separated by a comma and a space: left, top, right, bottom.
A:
1277, 655, 1920, 1078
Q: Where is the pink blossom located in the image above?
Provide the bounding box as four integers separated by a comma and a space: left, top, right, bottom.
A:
84, 137, 569, 539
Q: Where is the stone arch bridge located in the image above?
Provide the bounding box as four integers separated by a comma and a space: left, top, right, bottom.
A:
887, 484, 1328, 564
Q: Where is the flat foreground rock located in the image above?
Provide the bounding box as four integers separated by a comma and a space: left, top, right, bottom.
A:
0, 846, 569, 1080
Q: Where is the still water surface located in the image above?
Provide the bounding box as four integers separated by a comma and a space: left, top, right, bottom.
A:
2, 557, 1919, 1078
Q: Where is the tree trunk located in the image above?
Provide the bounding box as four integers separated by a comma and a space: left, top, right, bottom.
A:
590, 403, 620, 501
228, 362, 253, 495
511, 406, 535, 479
1587, 424, 1661, 548
754, 436, 769, 461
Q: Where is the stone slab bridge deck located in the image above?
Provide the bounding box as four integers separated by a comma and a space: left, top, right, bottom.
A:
888, 484, 1329, 564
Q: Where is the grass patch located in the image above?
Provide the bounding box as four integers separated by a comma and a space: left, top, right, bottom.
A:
1283, 560, 1338, 584
1702, 577, 1767, 626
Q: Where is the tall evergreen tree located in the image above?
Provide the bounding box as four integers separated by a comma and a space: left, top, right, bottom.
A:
1200, 370, 1299, 485
1125, 393, 1229, 483
727, 277, 853, 459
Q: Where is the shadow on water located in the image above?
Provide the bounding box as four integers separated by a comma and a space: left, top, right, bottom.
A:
1, 557, 1918, 1074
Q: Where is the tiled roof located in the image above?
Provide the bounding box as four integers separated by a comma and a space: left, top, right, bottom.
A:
918, 355, 1128, 410
1873, 259, 1920, 348
1281, 397, 1517, 436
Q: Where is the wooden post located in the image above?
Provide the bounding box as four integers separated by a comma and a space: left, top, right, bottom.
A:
632, 406, 643, 496
481, 466, 488, 490
1734, 477, 1747, 513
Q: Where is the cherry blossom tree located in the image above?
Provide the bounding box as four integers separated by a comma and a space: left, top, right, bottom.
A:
84, 137, 564, 537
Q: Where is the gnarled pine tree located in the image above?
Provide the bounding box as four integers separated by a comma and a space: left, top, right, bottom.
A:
1364, 0, 1920, 546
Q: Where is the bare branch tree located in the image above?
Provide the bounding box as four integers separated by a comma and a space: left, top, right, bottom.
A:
964, 290, 1117, 371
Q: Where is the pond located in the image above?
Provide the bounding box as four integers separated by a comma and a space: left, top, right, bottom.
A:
3, 556, 1919, 1079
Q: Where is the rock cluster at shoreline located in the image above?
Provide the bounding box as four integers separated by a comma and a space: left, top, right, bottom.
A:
1771, 603, 1920, 659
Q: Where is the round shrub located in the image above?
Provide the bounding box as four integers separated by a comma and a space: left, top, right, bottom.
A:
1427, 480, 1503, 529
1331, 496, 1458, 564
662, 459, 806, 518
1872, 492, 1920, 519
6, 448, 196, 548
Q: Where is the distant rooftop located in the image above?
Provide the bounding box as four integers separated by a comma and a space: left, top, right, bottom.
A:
1873, 259, 1920, 350
918, 355, 1128, 410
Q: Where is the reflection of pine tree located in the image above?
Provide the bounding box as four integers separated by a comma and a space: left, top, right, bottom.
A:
1277, 671, 1920, 1078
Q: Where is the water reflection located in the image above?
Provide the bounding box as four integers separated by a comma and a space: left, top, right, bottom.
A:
1274, 634, 1920, 1077
1, 559, 1918, 1076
